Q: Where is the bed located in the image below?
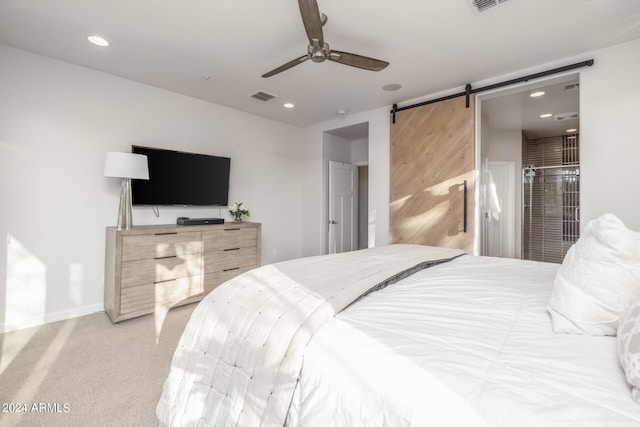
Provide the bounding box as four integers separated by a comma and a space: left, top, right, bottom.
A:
157, 216, 640, 427
286, 254, 640, 426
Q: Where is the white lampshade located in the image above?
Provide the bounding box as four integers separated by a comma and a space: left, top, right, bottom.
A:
104, 152, 149, 180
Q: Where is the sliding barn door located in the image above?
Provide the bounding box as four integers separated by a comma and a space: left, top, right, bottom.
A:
390, 95, 475, 253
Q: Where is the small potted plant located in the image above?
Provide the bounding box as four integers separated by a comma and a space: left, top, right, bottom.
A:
229, 202, 250, 223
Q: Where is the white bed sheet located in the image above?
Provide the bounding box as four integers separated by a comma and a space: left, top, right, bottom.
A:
286, 255, 640, 427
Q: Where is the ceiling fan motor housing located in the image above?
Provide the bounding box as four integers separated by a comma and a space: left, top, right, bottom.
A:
308, 40, 330, 62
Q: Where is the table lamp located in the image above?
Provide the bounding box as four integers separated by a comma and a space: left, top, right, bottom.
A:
104, 152, 149, 230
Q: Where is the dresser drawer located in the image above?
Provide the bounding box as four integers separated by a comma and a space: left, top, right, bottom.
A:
122, 231, 202, 261
105, 223, 260, 323
202, 247, 258, 274
202, 228, 257, 251
121, 253, 202, 288
120, 276, 203, 315
203, 266, 254, 293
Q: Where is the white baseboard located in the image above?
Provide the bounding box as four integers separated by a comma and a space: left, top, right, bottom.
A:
0, 304, 105, 334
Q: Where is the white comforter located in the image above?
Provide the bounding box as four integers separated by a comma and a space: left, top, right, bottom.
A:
287, 255, 640, 426
157, 244, 463, 427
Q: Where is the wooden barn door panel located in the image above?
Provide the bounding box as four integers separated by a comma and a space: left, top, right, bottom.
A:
390, 95, 475, 253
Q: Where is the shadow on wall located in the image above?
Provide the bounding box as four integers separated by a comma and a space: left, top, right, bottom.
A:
2, 234, 88, 334
4, 234, 47, 332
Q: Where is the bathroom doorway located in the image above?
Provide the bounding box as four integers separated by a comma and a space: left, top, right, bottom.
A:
478, 74, 580, 262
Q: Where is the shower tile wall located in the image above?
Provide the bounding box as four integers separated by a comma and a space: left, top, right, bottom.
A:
522, 134, 580, 263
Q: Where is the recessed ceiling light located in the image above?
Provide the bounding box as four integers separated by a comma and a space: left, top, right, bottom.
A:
88, 35, 109, 47
283, 103, 295, 109
566, 128, 577, 132
539, 113, 553, 118
382, 83, 402, 91
530, 91, 545, 98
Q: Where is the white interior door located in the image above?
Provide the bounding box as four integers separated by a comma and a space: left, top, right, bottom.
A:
328, 161, 358, 254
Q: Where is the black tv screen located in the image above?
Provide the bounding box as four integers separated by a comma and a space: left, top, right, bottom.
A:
131, 145, 230, 206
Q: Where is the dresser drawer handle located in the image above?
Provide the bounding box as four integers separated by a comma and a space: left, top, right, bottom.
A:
154, 255, 178, 260
155, 232, 178, 236
223, 267, 240, 272
224, 248, 240, 252
153, 278, 175, 284
225, 228, 241, 232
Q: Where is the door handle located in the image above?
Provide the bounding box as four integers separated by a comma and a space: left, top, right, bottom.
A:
329, 220, 338, 225
463, 180, 468, 233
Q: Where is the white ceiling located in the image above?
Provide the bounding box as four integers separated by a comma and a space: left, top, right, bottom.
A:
1, 0, 639, 128
482, 74, 581, 138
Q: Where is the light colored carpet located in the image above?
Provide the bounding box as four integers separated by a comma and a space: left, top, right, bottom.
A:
0, 303, 196, 427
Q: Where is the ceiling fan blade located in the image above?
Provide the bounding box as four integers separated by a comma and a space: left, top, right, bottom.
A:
298, 0, 324, 46
261, 55, 309, 78
328, 50, 389, 71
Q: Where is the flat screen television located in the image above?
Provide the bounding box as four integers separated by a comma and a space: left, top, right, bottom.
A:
131, 145, 230, 206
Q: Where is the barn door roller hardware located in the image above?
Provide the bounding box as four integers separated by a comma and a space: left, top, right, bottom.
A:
390, 59, 594, 123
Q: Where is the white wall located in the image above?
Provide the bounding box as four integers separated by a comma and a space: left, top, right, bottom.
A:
351, 137, 369, 165
301, 38, 640, 259
300, 107, 390, 257
580, 38, 640, 231
358, 166, 369, 250
475, 38, 640, 232
0, 45, 303, 332
322, 133, 352, 164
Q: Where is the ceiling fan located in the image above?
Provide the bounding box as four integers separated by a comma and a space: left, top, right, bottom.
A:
261, 0, 390, 78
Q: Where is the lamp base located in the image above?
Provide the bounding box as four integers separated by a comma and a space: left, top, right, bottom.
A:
117, 178, 133, 230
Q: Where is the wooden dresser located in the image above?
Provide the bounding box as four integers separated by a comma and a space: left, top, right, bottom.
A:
104, 221, 261, 322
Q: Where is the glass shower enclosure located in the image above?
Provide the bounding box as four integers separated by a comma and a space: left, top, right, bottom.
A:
522, 134, 580, 263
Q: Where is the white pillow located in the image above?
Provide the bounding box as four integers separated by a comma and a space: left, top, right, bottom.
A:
618, 297, 640, 403
547, 213, 640, 336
